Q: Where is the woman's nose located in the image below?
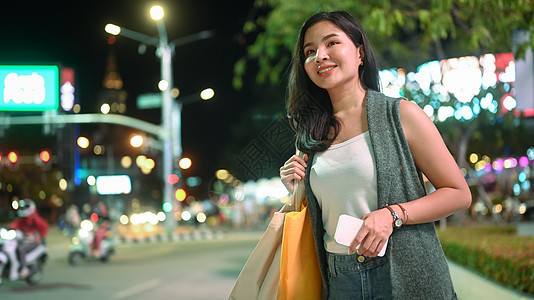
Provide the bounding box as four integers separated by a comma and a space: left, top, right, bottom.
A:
315, 48, 327, 62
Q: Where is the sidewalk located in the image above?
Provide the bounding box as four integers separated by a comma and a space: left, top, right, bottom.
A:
449, 259, 533, 300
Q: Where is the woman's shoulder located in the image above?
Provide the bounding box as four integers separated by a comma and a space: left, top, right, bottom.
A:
399, 99, 427, 121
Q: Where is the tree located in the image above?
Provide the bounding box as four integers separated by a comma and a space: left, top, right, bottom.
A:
0, 163, 67, 224
234, 0, 534, 88
231, 0, 534, 221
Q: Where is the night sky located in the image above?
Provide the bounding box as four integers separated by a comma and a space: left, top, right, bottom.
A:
0, 0, 280, 185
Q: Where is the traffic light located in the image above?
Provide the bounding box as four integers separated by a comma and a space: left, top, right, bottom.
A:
39, 150, 50, 163
175, 188, 186, 202
7, 151, 17, 164
167, 173, 179, 185
7, 151, 18, 171
162, 202, 173, 213
38, 150, 52, 170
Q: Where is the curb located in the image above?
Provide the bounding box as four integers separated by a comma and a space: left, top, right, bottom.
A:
115, 229, 226, 244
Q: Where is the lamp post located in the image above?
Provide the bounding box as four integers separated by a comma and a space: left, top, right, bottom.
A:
151, 5, 176, 231
105, 5, 214, 231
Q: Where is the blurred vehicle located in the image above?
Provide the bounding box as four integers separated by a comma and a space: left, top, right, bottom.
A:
68, 220, 115, 266
0, 228, 47, 285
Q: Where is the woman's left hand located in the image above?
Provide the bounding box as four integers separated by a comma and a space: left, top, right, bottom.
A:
349, 208, 393, 257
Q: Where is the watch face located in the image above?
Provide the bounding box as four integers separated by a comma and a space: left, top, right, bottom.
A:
395, 219, 403, 227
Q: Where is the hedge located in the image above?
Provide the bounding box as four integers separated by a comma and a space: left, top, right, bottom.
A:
438, 225, 534, 295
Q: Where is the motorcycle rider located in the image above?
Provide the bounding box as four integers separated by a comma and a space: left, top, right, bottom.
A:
90, 201, 111, 258
8, 198, 49, 278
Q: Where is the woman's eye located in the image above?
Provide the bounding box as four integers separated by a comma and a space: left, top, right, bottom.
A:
305, 49, 315, 56
328, 41, 338, 46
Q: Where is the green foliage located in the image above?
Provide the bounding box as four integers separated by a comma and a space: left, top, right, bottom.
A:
438, 226, 534, 295
0, 164, 67, 217
401, 74, 534, 159
228, 0, 534, 175
236, 0, 534, 88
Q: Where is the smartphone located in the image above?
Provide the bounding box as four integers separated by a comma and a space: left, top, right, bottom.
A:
334, 214, 388, 256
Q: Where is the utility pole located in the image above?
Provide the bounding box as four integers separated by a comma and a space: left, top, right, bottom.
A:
103, 6, 214, 231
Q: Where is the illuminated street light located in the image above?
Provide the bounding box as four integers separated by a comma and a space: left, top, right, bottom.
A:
178, 87, 216, 105
179, 157, 192, 169
200, 88, 215, 100
130, 135, 144, 148
158, 80, 169, 91
105, 24, 121, 35
171, 88, 180, 98
215, 169, 229, 180
150, 5, 164, 21
77, 137, 90, 149
101, 103, 111, 114
59, 179, 68, 191
87, 175, 96, 186
121, 156, 132, 168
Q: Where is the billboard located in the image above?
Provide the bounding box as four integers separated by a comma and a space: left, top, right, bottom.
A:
0, 65, 59, 111
96, 175, 132, 195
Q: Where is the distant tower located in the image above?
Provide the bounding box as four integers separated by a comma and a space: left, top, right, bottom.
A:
99, 50, 128, 114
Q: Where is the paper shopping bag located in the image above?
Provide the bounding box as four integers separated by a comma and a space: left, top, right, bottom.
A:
229, 204, 291, 300
277, 204, 322, 300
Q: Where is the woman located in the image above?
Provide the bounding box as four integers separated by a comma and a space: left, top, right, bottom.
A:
280, 11, 471, 299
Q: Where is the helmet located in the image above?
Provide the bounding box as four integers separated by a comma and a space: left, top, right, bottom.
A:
17, 199, 36, 217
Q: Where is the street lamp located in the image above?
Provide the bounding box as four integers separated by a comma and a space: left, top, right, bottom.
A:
150, 5, 164, 20
104, 24, 121, 35
178, 157, 192, 170
130, 135, 144, 148
200, 88, 215, 101
178, 88, 216, 106
105, 6, 214, 231
77, 137, 90, 149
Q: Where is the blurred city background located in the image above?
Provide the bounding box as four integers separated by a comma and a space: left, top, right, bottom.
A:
0, 0, 533, 299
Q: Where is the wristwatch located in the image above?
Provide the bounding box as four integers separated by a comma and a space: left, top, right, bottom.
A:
385, 206, 403, 228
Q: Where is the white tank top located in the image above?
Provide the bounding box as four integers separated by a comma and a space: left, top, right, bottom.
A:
310, 131, 378, 254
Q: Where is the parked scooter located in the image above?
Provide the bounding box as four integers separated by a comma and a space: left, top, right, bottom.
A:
0, 228, 47, 285
68, 220, 115, 266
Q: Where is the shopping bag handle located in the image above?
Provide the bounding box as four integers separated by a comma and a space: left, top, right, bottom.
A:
290, 150, 306, 212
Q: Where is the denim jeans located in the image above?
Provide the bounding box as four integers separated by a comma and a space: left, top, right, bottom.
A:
327, 252, 392, 300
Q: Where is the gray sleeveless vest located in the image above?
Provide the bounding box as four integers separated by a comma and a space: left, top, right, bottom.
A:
304, 90, 457, 299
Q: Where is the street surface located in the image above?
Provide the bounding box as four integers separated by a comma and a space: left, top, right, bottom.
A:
0, 227, 532, 300
0, 228, 258, 300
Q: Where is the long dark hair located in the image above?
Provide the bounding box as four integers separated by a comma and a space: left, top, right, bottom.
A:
287, 11, 380, 153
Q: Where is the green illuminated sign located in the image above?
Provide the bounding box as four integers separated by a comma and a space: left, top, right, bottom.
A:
0, 65, 59, 111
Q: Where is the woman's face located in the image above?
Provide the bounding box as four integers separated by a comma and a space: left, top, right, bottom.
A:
302, 20, 363, 90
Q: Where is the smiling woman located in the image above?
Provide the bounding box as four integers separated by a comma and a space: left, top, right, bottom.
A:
279, 11, 471, 300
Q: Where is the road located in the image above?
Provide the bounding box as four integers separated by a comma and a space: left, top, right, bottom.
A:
0, 228, 259, 300
1, 227, 532, 300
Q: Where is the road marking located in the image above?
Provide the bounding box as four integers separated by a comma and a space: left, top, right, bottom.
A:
114, 278, 161, 299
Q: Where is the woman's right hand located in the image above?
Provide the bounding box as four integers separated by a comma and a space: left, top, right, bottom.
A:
280, 154, 308, 194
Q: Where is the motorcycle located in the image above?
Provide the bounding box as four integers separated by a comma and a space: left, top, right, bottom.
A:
68, 220, 115, 266
0, 228, 47, 285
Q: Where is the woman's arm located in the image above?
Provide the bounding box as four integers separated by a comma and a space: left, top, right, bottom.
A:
397, 99, 472, 223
